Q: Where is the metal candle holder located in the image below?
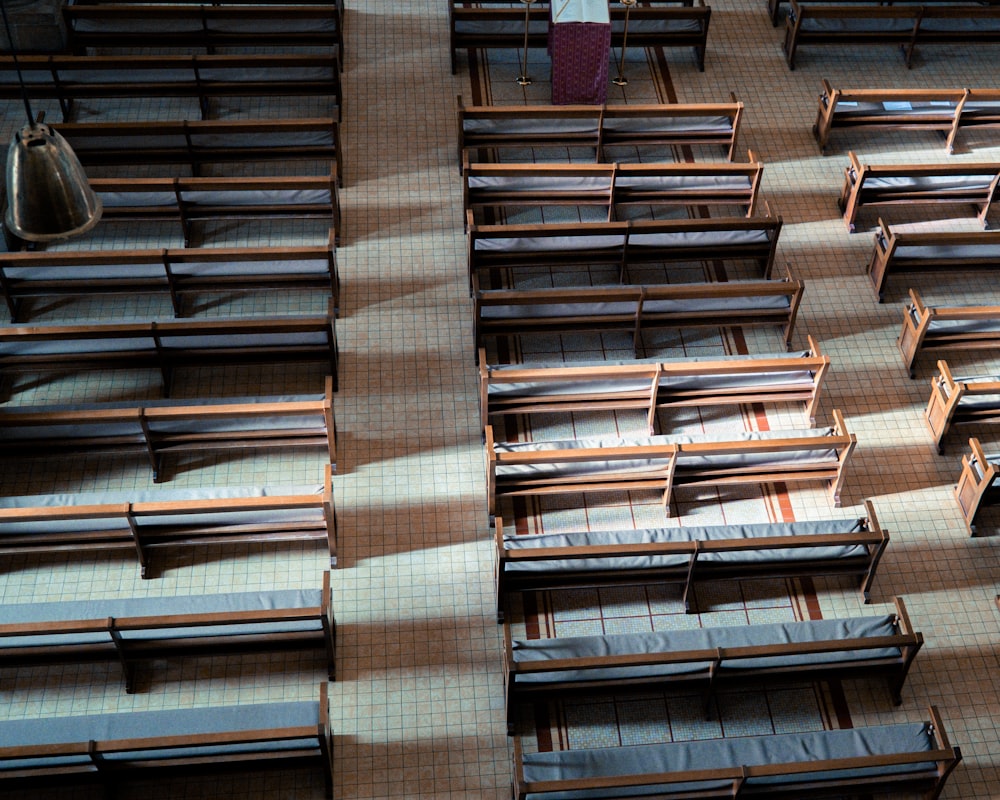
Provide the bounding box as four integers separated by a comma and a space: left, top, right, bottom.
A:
613, 0, 638, 86
516, 0, 536, 85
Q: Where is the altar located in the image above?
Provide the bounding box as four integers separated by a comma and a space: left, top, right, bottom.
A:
548, 0, 611, 105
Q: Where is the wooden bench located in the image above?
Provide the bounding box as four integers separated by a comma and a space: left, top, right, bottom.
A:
0, 465, 338, 576
838, 150, 1000, 232
512, 705, 960, 800
485, 409, 856, 518
924, 359, 1000, 453
83, 171, 341, 248
478, 334, 829, 435
866, 217, 1000, 302
783, 0, 1000, 69
0, 245, 339, 322
449, 0, 712, 74
0, 376, 337, 481
473, 266, 804, 357
50, 117, 343, 186
457, 95, 744, 165
897, 288, 1000, 377
0, 682, 334, 797
0, 52, 342, 123
466, 214, 784, 291
494, 499, 888, 619
0, 311, 339, 394
0, 571, 336, 690
63, 1, 344, 59
504, 595, 921, 732
813, 82, 968, 155
463, 154, 763, 225
955, 436, 1000, 534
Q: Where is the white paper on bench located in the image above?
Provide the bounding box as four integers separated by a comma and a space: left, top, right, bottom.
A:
495, 428, 837, 479
511, 615, 900, 683
0, 589, 323, 648
501, 520, 873, 574
520, 723, 939, 797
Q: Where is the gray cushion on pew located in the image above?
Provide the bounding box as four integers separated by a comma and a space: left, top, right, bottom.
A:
799, 16, 920, 34
612, 18, 703, 33
0, 261, 168, 282
70, 17, 204, 33
601, 115, 733, 134
613, 175, 752, 192
0, 483, 323, 536
0, 588, 322, 648
0, 393, 326, 441
187, 130, 335, 149
467, 175, 612, 192
480, 292, 791, 321
60, 67, 195, 85
857, 174, 997, 193
892, 242, 1000, 261
501, 519, 872, 574
0, 700, 318, 771
920, 15, 1000, 32
0, 332, 156, 356
511, 614, 900, 683
946, 374, 1000, 411
495, 427, 837, 479
831, 100, 959, 118
463, 118, 601, 136
472, 232, 625, 252
923, 317, 1000, 335
626, 226, 771, 248
453, 20, 550, 34
520, 723, 938, 799
168, 256, 332, 277
175, 188, 333, 207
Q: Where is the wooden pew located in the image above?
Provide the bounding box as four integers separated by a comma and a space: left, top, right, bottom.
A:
925, 359, 1000, 453
63, 2, 344, 58
0, 464, 338, 575
0, 311, 339, 393
494, 500, 888, 620
813, 81, 968, 155
478, 334, 830, 434
511, 705, 960, 800
866, 217, 1000, 302
0, 245, 340, 322
457, 95, 744, 166
466, 214, 784, 289
0, 572, 336, 689
85, 171, 341, 247
449, 0, 712, 74
503, 596, 921, 732
838, 150, 1000, 232
0, 52, 342, 123
462, 155, 763, 225
0, 376, 337, 481
0, 683, 334, 797
50, 117, 344, 186
484, 409, 856, 518
955, 436, 1000, 534
473, 265, 804, 357
897, 288, 1000, 377
783, 0, 1000, 69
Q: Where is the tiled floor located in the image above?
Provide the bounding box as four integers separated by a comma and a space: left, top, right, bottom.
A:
2, 0, 1000, 797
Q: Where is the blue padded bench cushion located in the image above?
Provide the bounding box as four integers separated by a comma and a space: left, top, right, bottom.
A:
519, 722, 943, 799
511, 615, 901, 684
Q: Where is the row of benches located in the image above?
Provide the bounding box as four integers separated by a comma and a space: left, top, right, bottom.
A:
478, 336, 829, 434
0, 308, 339, 394
467, 214, 784, 291
839, 150, 1000, 232
0, 571, 336, 691
473, 265, 804, 357
458, 95, 744, 164
484, 408, 855, 518
0, 376, 337, 483
0, 466, 337, 576
783, 0, 1000, 69
814, 82, 1000, 155
0, 52, 342, 123
0, 683, 333, 796
0, 245, 340, 323
4, 172, 341, 250
449, 0, 712, 73
49, 116, 343, 186
463, 155, 763, 226
62, 0, 344, 58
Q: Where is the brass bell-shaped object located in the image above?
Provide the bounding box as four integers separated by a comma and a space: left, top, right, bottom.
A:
5, 121, 102, 242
